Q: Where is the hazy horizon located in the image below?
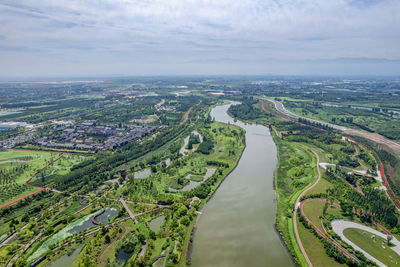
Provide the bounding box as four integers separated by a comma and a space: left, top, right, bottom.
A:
1, 0, 399, 77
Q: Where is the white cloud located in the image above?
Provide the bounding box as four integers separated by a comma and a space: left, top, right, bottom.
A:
0, 0, 399, 76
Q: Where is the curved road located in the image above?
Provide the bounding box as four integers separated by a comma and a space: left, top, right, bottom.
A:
331, 220, 400, 267
265, 98, 400, 153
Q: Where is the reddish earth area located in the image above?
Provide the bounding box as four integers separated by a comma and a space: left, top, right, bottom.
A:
181, 107, 192, 125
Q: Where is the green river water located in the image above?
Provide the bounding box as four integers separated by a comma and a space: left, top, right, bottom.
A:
191, 103, 293, 267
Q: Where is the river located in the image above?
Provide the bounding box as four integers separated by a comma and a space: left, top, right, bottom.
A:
191, 102, 293, 267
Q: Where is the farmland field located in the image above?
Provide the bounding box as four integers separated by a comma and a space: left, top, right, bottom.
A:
0, 150, 56, 206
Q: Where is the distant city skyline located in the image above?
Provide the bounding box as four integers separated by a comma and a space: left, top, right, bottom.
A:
0, 0, 399, 77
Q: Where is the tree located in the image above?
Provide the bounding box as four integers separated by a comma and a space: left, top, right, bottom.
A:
387, 235, 393, 245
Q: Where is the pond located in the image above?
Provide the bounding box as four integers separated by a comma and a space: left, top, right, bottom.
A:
115, 248, 134, 265
47, 246, 82, 267
149, 215, 165, 232
169, 167, 216, 192
134, 168, 152, 179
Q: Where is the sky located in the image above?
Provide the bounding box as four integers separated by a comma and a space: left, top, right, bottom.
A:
0, 0, 399, 77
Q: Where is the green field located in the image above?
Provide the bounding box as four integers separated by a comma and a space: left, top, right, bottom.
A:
343, 228, 400, 266
0, 150, 55, 184
297, 217, 344, 267
0, 150, 57, 206
302, 200, 342, 231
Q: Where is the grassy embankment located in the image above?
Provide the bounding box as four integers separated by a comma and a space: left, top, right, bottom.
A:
343, 228, 400, 266
273, 135, 317, 266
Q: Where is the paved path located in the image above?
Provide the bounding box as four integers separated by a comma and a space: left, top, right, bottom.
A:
180, 100, 202, 125
331, 220, 400, 267
120, 197, 138, 224
293, 145, 322, 267
138, 239, 148, 259
0, 224, 28, 248
181, 107, 192, 125
7, 232, 43, 267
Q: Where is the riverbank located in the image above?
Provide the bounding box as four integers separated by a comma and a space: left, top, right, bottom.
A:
180, 103, 247, 266
190, 102, 292, 266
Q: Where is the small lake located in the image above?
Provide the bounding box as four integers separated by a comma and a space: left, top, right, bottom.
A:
47, 246, 82, 267
149, 215, 165, 232
169, 167, 216, 192
134, 168, 152, 179
115, 248, 134, 264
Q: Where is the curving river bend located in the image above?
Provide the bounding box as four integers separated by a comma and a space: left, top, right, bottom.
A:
191, 102, 293, 267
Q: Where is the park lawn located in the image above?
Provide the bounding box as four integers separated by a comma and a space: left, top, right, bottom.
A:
99, 222, 135, 265
30, 154, 89, 186
298, 217, 345, 267
302, 200, 342, 232
57, 200, 82, 217
0, 184, 38, 207
343, 228, 400, 266
311, 146, 332, 163
189, 175, 204, 182
0, 245, 13, 265
0, 149, 55, 184
148, 237, 166, 260
304, 177, 334, 197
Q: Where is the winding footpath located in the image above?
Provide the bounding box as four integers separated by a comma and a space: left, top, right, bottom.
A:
293, 145, 321, 267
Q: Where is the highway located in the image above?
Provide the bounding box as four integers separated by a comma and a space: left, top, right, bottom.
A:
264, 98, 400, 153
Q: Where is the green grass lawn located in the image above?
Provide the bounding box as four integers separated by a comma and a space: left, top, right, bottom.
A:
304, 177, 334, 197
98, 221, 136, 265
302, 200, 342, 232
0, 184, 38, 206
189, 175, 204, 182
298, 217, 345, 267
343, 228, 400, 266
0, 149, 55, 184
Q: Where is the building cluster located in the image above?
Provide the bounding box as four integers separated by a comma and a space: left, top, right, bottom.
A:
35, 122, 161, 151
0, 122, 36, 149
